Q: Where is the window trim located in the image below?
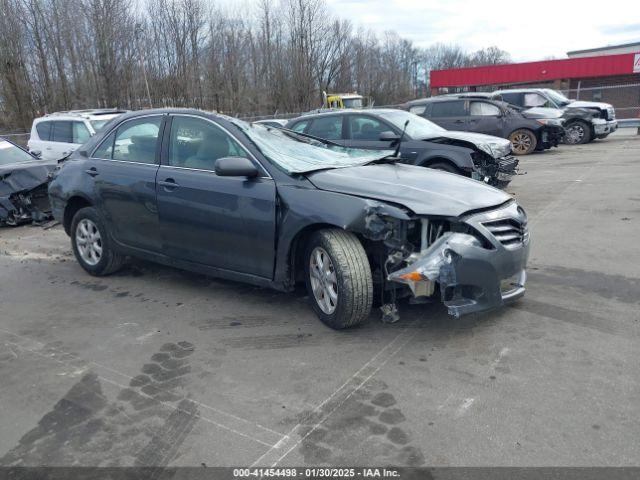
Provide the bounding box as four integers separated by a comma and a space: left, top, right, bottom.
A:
91, 114, 164, 165
162, 114, 272, 179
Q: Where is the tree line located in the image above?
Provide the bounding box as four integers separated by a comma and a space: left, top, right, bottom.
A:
0, 0, 511, 132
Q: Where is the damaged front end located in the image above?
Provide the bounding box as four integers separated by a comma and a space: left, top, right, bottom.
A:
470, 150, 519, 188
366, 201, 530, 318
0, 164, 55, 226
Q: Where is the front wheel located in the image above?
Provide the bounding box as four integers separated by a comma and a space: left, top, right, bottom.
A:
508, 129, 537, 155
427, 161, 461, 175
70, 206, 124, 276
305, 229, 373, 329
564, 120, 592, 145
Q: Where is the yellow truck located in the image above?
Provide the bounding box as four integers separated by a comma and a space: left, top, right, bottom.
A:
322, 91, 368, 109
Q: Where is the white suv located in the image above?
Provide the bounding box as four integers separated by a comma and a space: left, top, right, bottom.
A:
28, 109, 126, 161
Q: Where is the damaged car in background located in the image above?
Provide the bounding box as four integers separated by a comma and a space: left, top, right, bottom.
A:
285, 109, 518, 189
49, 109, 530, 329
403, 95, 565, 155
0, 137, 55, 226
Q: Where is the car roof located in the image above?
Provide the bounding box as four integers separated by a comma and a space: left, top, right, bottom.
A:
36, 109, 129, 122
292, 108, 399, 120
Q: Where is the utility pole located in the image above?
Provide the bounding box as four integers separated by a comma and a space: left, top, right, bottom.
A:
135, 23, 153, 109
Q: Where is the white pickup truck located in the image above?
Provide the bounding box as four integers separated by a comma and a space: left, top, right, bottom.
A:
491, 88, 617, 144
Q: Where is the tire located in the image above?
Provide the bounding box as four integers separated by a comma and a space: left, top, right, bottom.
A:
564, 120, 592, 145
508, 129, 537, 155
70, 206, 124, 276
304, 229, 373, 329
427, 161, 460, 175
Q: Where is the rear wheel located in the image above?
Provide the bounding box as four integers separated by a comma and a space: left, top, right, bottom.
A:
564, 120, 592, 145
71, 207, 124, 276
508, 129, 537, 155
304, 229, 373, 329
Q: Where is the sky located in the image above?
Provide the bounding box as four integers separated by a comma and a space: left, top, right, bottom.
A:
325, 0, 640, 61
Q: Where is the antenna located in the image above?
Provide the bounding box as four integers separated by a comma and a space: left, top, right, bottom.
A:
394, 120, 409, 158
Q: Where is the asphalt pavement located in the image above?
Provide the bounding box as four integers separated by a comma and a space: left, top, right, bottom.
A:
1, 130, 639, 467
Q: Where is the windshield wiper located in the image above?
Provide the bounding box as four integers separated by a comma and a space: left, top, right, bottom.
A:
364, 155, 402, 166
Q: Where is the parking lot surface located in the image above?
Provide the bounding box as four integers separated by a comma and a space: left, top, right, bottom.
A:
1, 131, 639, 467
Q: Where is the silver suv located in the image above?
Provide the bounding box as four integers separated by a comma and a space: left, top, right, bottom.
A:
28, 109, 126, 161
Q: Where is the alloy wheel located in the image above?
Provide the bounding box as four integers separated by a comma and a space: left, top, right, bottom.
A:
510, 132, 532, 154
309, 247, 338, 314
566, 124, 585, 144
75, 218, 103, 266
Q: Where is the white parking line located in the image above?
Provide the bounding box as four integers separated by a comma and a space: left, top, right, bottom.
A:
0, 327, 286, 448
250, 322, 418, 467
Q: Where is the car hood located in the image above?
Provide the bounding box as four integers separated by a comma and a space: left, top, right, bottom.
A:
420, 130, 512, 159
305, 163, 511, 217
522, 107, 564, 119
569, 100, 613, 109
0, 160, 57, 197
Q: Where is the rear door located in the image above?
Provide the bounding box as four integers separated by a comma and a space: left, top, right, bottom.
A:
429, 100, 469, 131
156, 115, 277, 278
88, 115, 164, 252
467, 101, 504, 137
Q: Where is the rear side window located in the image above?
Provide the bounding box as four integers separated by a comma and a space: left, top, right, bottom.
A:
431, 101, 467, 117
409, 105, 426, 115
73, 122, 91, 143
307, 116, 343, 140
469, 102, 501, 116
52, 121, 73, 143
497, 93, 522, 106
36, 121, 52, 141
348, 115, 390, 140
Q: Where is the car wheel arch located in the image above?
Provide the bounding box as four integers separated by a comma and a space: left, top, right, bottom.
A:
287, 222, 349, 285
420, 157, 465, 174
63, 195, 93, 235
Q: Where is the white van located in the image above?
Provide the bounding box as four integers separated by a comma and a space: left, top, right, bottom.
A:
28, 109, 126, 161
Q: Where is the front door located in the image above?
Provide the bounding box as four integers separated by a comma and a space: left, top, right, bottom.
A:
156, 115, 277, 278
88, 115, 163, 252
468, 101, 504, 137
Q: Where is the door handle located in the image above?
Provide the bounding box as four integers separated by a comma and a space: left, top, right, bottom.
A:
85, 167, 98, 177
453, 120, 465, 124
158, 179, 180, 190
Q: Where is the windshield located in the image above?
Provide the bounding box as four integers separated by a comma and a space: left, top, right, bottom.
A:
232, 119, 392, 174
0, 140, 36, 166
343, 98, 363, 108
382, 110, 447, 138
544, 89, 571, 107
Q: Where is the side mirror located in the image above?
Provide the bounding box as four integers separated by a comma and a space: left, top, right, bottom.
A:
379, 131, 400, 142
214, 157, 259, 178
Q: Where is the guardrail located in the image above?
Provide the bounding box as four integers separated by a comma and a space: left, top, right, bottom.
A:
618, 118, 640, 129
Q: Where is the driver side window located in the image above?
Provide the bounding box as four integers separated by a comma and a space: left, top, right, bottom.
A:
168, 116, 249, 172
349, 115, 390, 140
